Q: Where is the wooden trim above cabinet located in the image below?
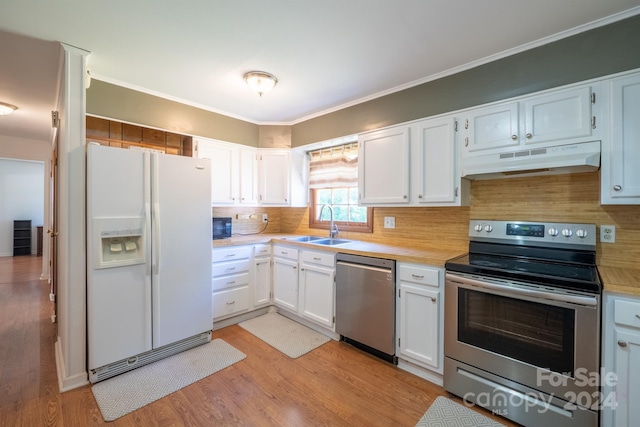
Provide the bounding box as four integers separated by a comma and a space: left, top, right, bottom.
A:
86, 116, 192, 156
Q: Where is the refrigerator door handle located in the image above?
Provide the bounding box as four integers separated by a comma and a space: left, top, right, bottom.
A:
153, 202, 160, 275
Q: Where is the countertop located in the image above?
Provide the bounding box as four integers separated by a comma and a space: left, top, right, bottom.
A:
213, 233, 640, 297
213, 233, 463, 268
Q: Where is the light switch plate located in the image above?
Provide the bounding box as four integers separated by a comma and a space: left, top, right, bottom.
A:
600, 225, 616, 243
384, 217, 395, 229
262, 213, 268, 223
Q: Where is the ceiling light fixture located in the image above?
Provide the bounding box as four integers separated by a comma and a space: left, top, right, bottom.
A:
0, 102, 18, 116
243, 71, 278, 97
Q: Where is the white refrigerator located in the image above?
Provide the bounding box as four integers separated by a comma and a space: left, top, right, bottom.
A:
87, 144, 212, 383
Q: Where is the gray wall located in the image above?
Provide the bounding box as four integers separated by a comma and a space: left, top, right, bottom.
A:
86, 14, 640, 149
291, 13, 640, 147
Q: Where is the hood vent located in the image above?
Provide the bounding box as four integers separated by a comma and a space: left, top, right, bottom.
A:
462, 140, 600, 180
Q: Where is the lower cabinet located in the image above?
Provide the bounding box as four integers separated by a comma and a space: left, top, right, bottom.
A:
252, 244, 272, 308
299, 249, 335, 329
211, 246, 252, 321
273, 245, 299, 311
396, 262, 443, 379
601, 292, 640, 427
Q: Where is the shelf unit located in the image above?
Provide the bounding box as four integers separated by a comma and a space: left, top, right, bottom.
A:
13, 220, 32, 256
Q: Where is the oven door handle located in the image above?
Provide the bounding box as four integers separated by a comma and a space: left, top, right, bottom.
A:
446, 273, 598, 307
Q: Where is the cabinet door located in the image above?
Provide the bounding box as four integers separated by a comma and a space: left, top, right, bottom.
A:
273, 257, 298, 311
398, 283, 439, 370
603, 73, 640, 204
411, 117, 456, 203
358, 126, 410, 205
260, 151, 290, 205
523, 86, 593, 146
299, 263, 335, 328
464, 102, 519, 154
253, 257, 271, 308
239, 148, 258, 205
197, 140, 237, 205
612, 329, 640, 426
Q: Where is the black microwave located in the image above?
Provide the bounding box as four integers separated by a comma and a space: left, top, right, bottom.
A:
212, 217, 232, 239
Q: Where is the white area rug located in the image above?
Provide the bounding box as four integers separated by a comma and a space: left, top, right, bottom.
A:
416, 396, 506, 427
91, 338, 246, 421
238, 312, 331, 358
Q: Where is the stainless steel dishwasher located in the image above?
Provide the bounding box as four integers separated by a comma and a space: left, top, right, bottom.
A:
335, 253, 396, 363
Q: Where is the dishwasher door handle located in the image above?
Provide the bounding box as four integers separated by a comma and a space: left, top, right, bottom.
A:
336, 261, 392, 275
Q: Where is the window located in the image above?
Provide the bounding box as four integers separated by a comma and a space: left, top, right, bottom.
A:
308, 144, 373, 233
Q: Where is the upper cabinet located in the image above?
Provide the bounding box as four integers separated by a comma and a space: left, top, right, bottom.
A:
601, 71, 640, 205
358, 126, 411, 205
461, 85, 599, 157
195, 138, 258, 206
258, 149, 307, 207
358, 115, 469, 207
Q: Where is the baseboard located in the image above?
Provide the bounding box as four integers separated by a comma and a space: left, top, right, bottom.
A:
397, 358, 443, 386
212, 307, 271, 330
55, 338, 89, 392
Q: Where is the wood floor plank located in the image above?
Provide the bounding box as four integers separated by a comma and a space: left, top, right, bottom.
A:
0, 255, 517, 426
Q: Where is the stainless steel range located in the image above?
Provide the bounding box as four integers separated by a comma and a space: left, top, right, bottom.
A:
444, 220, 601, 427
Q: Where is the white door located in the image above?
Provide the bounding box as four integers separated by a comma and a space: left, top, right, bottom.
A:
197, 140, 237, 205
152, 153, 212, 348
273, 257, 298, 311
464, 102, 519, 154
358, 126, 410, 204
299, 263, 335, 328
239, 148, 258, 205
612, 329, 640, 426
523, 86, 593, 146
87, 145, 151, 369
253, 256, 271, 308
412, 117, 456, 203
259, 151, 290, 204
398, 282, 439, 369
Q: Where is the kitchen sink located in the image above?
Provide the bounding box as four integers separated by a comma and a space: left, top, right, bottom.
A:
312, 238, 351, 246
283, 235, 325, 242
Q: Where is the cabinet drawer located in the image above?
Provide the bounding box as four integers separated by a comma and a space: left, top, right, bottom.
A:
398, 264, 440, 287
254, 244, 272, 257
614, 299, 640, 329
213, 286, 250, 319
213, 259, 251, 277
300, 250, 335, 268
212, 272, 250, 291
273, 245, 298, 260
212, 246, 251, 263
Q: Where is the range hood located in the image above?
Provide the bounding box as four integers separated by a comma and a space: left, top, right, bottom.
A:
461, 140, 600, 180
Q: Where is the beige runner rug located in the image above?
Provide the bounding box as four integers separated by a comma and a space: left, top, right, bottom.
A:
92, 338, 245, 421
238, 312, 331, 358
416, 396, 507, 427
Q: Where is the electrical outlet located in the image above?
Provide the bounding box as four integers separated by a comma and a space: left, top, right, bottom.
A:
384, 217, 395, 229
600, 225, 616, 243
262, 213, 268, 223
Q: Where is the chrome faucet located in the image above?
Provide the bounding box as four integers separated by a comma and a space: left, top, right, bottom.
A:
319, 204, 339, 238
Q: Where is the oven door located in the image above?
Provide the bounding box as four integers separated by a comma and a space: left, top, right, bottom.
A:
444, 272, 600, 398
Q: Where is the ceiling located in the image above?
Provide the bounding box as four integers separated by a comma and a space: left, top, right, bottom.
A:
1, 1, 640, 145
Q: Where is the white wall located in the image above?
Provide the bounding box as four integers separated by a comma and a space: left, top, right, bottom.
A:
0, 158, 45, 256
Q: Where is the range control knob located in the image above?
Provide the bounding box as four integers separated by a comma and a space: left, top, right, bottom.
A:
548, 227, 559, 237
562, 228, 573, 237
576, 229, 588, 238
484, 224, 493, 233
474, 224, 483, 232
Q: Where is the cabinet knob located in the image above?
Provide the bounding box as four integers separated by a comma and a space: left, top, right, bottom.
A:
618, 340, 628, 348
403, 195, 408, 199
430, 297, 436, 302
613, 185, 622, 191
511, 135, 518, 140
525, 133, 533, 139
418, 194, 423, 199
464, 137, 469, 147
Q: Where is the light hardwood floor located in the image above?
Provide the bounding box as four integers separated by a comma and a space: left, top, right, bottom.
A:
0, 255, 516, 426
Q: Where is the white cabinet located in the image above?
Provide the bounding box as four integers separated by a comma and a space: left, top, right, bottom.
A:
272, 245, 299, 311
396, 263, 443, 377
601, 292, 640, 427
195, 138, 258, 206
410, 116, 469, 205
258, 150, 308, 207
211, 246, 252, 320
461, 85, 598, 157
358, 126, 410, 205
252, 244, 272, 308
299, 250, 335, 329
602, 72, 640, 204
